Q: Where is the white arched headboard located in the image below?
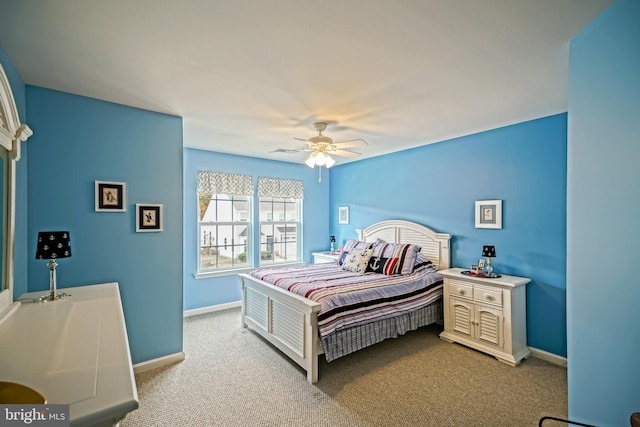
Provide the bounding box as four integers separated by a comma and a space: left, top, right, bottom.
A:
357, 220, 451, 269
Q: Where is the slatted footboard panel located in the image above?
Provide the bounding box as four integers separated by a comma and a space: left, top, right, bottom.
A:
240, 273, 322, 383
245, 286, 268, 330
271, 300, 305, 357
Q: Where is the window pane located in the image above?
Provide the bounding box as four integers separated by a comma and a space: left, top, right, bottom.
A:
198, 193, 251, 272
217, 199, 233, 221
233, 200, 249, 221
259, 195, 300, 266
259, 200, 273, 222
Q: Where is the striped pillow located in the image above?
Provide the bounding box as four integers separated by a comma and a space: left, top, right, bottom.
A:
368, 242, 421, 275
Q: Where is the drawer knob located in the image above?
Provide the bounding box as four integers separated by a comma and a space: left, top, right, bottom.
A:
459, 290, 465, 296
486, 295, 494, 301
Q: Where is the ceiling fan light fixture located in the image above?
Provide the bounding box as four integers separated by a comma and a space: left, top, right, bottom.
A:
324, 155, 336, 168
305, 154, 316, 168
314, 151, 327, 166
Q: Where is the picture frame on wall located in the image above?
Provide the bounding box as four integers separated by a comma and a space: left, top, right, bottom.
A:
475, 200, 502, 229
338, 206, 350, 224
95, 181, 126, 212
136, 204, 163, 232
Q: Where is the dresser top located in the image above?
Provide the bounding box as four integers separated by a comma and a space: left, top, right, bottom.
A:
438, 267, 531, 288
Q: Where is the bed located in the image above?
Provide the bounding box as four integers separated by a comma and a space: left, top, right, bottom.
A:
239, 220, 451, 383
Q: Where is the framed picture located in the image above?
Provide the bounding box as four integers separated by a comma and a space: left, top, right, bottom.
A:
136, 204, 163, 232
95, 181, 126, 212
338, 206, 350, 224
475, 200, 502, 229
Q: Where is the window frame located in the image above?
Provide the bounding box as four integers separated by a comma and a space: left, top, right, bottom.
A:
197, 193, 253, 275
258, 196, 302, 266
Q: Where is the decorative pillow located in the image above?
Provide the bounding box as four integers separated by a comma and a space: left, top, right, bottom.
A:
369, 242, 421, 275
341, 247, 374, 274
338, 239, 373, 266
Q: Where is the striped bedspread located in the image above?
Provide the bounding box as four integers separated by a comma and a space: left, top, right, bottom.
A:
249, 261, 443, 338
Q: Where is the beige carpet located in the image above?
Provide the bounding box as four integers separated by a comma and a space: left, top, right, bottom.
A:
120, 308, 568, 427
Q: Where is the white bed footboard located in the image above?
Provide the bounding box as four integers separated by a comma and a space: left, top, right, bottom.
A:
239, 273, 322, 383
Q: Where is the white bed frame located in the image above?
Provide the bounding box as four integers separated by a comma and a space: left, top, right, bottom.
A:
239, 220, 451, 383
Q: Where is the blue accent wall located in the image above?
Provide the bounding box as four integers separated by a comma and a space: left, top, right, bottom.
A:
568, 0, 640, 425
330, 114, 568, 356
25, 86, 184, 364
183, 148, 330, 310
0, 43, 29, 299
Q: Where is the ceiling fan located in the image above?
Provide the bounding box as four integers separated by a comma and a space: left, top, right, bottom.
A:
276, 121, 368, 168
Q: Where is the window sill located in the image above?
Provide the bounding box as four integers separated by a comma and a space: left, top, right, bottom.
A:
194, 261, 305, 280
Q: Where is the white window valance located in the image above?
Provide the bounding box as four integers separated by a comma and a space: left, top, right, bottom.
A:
258, 177, 304, 199
197, 171, 253, 196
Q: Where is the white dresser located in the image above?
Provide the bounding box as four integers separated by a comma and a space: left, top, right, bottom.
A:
0, 283, 138, 426
438, 268, 531, 366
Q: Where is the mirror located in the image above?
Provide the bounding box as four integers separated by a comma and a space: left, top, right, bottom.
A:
0, 148, 6, 293
0, 62, 31, 315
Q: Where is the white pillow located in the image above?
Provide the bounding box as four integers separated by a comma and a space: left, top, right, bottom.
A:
341, 247, 374, 274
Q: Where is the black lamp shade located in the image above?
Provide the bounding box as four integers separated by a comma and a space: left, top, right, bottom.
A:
482, 245, 496, 258
36, 231, 72, 260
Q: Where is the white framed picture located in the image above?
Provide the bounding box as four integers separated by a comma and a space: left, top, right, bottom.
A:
475, 200, 502, 229
338, 206, 350, 224
95, 181, 126, 212
136, 203, 163, 232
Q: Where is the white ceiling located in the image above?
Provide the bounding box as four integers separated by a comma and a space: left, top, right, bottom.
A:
0, 0, 613, 165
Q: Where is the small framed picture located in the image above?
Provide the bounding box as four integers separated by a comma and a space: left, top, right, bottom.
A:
136, 204, 163, 232
338, 206, 350, 224
475, 200, 502, 229
478, 259, 486, 269
95, 181, 126, 212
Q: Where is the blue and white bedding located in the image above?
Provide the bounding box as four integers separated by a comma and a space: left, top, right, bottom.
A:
248, 260, 443, 340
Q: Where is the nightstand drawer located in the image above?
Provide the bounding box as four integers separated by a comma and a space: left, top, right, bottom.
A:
474, 284, 502, 307
449, 280, 473, 300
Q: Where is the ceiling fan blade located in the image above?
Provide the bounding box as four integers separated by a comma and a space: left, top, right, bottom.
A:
270, 148, 301, 154
333, 149, 362, 158
293, 137, 310, 142
333, 138, 368, 149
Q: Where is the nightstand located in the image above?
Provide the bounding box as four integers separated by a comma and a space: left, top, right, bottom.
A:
312, 251, 341, 264
438, 267, 531, 366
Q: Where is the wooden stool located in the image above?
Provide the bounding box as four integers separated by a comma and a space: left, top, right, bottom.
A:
631, 412, 640, 427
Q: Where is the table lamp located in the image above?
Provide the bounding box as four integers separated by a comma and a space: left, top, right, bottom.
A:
35, 231, 72, 301
330, 235, 336, 252
482, 245, 496, 277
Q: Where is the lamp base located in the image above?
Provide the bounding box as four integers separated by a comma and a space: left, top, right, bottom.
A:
39, 292, 71, 302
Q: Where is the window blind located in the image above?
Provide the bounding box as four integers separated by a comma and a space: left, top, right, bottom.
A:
257, 177, 304, 199
196, 171, 253, 196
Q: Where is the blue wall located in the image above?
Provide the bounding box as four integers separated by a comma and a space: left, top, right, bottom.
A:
25, 86, 184, 364
567, 0, 640, 425
183, 148, 330, 310
330, 114, 568, 356
0, 44, 29, 299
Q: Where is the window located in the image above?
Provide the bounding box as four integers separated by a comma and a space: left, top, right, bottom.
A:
258, 177, 304, 266
197, 171, 253, 273
259, 197, 301, 265
196, 172, 303, 274
198, 194, 251, 271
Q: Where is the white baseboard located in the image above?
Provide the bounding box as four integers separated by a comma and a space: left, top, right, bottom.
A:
133, 352, 185, 374
183, 301, 241, 317
529, 346, 567, 367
